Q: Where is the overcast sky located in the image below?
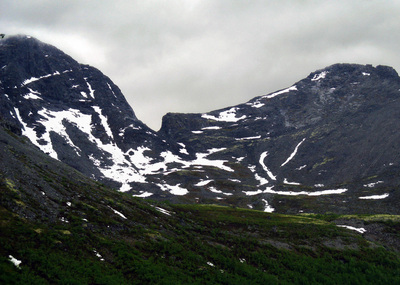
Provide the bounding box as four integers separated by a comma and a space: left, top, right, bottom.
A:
2, 0, 400, 130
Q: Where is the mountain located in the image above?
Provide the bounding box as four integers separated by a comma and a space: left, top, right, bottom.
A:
1, 35, 400, 214
158, 63, 400, 213
0, 35, 184, 199
0, 35, 400, 282
0, 118, 399, 283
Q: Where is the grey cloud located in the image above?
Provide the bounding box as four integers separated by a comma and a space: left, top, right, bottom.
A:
2, 0, 400, 129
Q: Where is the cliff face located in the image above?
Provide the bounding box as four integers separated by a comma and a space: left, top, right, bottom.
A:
1, 35, 400, 213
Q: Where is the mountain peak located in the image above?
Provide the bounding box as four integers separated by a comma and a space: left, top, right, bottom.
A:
0, 35, 170, 192
1, 34, 40, 42
0, 34, 71, 58
306, 63, 400, 83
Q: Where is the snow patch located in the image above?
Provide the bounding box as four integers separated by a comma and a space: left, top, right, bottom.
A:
363, 181, 384, 188
209, 187, 222, 194
107, 82, 118, 98
248, 165, 256, 173
108, 206, 127, 219
88, 154, 101, 167
250, 101, 265, 108
263, 85, 297, 99
311, 71, 328, 81
119, 124, 141, 136
35, 108, 88, 159
14, 107, 54, 156
192, 148, 233, 172
243, 190, 263, 196
337, 225, 366, 234
154, 206, 172, 216
31, 107, 146, 188
60, 217, 69, 223
157, 183, 188, 195
263, 188, 348, 196
358, 193, 389, 200
132, 191, 153, 198
201, 126, 222, 130
84, 77, 95, 98
23, 88, 42, 100
262, 199, 275, 213
259, 151, 277, 180
21, 71, 61, 86
93, 249, 105, 261
194, 179, 213, 187
254, 173, 269, 185
177, 142, 189, 155
208, 186, 233, 196
235, 135, 261, 141
140, 148, 233, 176
296, 165, 307, 170
283, 178, 301, 185
9, 255, 21, 268
202, 107, 246, 122
92, 106, 113, 139
281, 138, 306, 167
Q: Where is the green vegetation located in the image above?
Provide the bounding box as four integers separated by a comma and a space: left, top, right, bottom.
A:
1, 199, 399, 284
312, 157, 334, 169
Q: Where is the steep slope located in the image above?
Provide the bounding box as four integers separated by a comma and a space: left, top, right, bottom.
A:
1, 120, 400, 283
159, 64, 400, 213
0, 35, 188, 197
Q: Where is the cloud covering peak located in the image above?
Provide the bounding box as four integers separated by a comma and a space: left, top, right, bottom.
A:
1, 0, 400, 129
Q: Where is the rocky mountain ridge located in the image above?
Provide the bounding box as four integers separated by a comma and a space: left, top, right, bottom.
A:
1, 35, 400, 214
158, 63, 400, 213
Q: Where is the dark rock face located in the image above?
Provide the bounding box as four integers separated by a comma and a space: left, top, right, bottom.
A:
0, 35, 176, 195
1, 35, 400, 214
158, 63, 400, 213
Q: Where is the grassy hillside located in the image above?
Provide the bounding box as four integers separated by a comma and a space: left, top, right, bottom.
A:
1, 200, 400, 284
